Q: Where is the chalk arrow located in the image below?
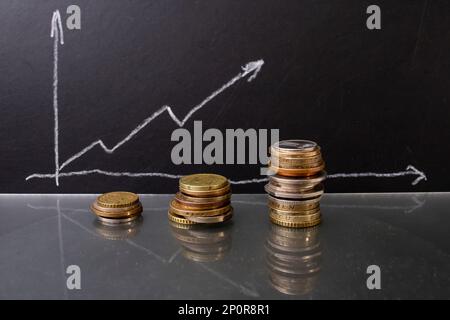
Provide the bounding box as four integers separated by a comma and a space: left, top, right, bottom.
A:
56, 59, 265, 172
50, 10, 64, 186
327, 165, 427, 186
51, 10, 64, 45
406, 165, 427, 186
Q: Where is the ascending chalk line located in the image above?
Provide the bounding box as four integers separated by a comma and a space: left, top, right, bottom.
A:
25, 10, 427, 187
50, 10, 64, 186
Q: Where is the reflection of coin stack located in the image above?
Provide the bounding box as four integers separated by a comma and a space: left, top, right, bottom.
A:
94, 218, 142, 240
265, 140, 325, 228
91, 191, 143, 225
168, 174, 233, 225
266, 224, 321, 295
170, 222, 232, 262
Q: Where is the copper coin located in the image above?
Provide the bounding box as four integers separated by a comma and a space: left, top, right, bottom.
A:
169, 200, 231, 217
174, 192, 230, 210
268, 164, 325, 177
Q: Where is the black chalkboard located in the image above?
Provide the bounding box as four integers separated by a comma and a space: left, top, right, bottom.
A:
1, 0, 449, 193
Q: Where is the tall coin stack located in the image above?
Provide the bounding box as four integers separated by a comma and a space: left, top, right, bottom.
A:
168, 174, 233, 225
265, 140, 325, 228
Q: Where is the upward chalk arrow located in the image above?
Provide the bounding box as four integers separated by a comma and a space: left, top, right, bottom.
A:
50, 10, 64, 186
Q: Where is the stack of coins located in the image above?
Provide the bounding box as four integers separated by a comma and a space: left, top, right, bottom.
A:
266, 225, 321, 295
91, 191, 143, 225
265, 140, 325, 228
168, 174, 233, 225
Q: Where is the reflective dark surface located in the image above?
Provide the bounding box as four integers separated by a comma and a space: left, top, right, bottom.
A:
0, 193, 449, 299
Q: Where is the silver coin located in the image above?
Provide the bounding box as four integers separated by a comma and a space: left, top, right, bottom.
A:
272, 140, 317, 152
269, 171, 326, 186
97, 214, 141, 225
265, 183, 324, 200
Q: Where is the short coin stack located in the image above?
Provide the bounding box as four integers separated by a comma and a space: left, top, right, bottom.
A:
168, 174, 233, 225
91, 191, 143, 225
265, 140, 325, 228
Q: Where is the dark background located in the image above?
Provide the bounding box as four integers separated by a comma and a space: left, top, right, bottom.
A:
1, 0, 449, 193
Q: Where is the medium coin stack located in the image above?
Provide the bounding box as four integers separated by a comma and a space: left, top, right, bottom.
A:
91, 191, 143, 225
168, 174, 233, 225
265, 140, 325, 228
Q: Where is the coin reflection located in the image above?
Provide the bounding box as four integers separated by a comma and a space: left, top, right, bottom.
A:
169, 221, 232, 262
94, 217, 143, 240
266, 224, 321, 295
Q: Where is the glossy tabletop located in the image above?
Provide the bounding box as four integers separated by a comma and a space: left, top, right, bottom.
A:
0, 193, 449, 299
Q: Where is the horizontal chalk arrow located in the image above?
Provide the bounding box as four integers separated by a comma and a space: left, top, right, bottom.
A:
327, 165, 427, 186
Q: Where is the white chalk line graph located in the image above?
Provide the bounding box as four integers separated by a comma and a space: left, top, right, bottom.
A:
25, 10, 427, 187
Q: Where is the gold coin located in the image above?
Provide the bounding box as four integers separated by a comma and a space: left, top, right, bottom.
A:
270, 217, 321, 228
272, 161, 324, 170
180, 184, 231, 197
269, 210, 321, 223
91, 204, 142, 218
179, 174, 229, 192
270, 148, 321, 159
169, 221, 197, 230
270, 156, 324, 169
91, 201, 142, 213
267, 181, 317, 193
168, 211, 198, 225
186, 208, 233, 224
268, 195, 320, 212
96, 191, 140, 208
271, 154, 323, 164
169, 200, 231, 217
